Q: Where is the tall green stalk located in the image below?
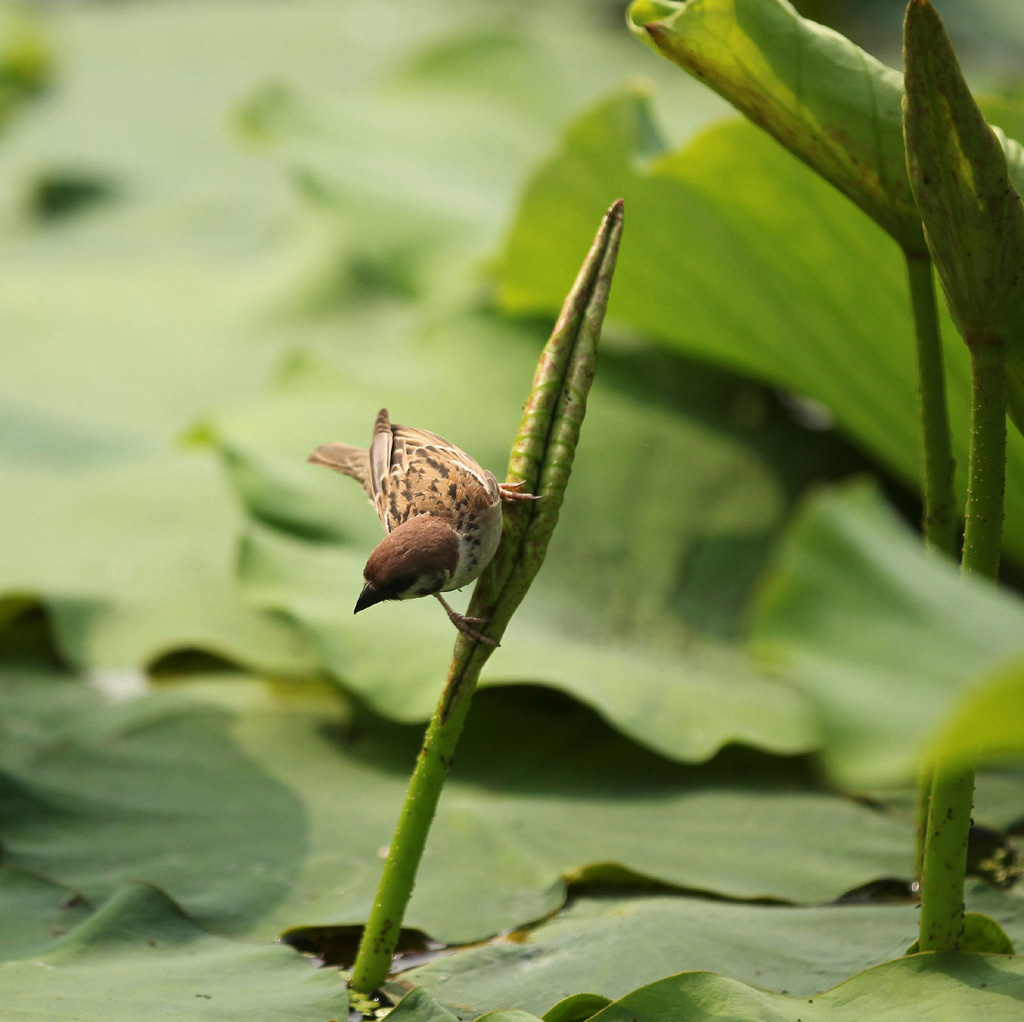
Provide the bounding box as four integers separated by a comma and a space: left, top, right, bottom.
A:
903, 0, 1022, 952
904, 254, 957, 558
918, 336, 1006, 951
347, 635, 491, 1000
348, 200, 624, 1002
903, 251, 958, 882
959, 339, 1009, 581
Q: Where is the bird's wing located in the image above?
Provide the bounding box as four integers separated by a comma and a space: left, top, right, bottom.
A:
369, 407, 393, 499
357, 414, 499, 532
308, 442, 373, 499
392, 422, 500, 506
389, 423, 463, 464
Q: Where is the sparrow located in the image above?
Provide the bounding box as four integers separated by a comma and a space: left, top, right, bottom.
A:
308, 408, 538, 645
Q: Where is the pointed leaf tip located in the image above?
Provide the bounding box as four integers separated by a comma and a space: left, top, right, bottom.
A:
903, 0, 1024, 347
466, 201, 625, 644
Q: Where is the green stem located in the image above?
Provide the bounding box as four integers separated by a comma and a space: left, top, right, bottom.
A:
913, 759, 931, 883
960, 335, 1008, 580
903, 252, 957, 884
347, 201, 623, 1000
904, 253, 958, 558
918, 762, 975, 951
348, 641, 490, 995
918, 333, 1006, 952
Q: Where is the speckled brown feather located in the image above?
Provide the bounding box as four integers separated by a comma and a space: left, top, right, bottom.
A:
368, 408, 500, 538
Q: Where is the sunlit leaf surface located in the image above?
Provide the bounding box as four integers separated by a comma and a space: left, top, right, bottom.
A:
753, 480, 1024, 786
497, 89, 1024, 565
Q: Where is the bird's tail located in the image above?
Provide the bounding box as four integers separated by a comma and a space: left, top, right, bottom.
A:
308, 442, 373, 498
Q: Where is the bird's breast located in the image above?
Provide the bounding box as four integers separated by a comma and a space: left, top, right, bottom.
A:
444, 502, 503, 591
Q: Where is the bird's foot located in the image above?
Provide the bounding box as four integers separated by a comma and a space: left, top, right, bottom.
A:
454, 618, 499, 647
435, 595, 499, 647
499, 480, 542, 503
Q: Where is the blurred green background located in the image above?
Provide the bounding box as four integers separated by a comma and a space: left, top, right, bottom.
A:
3, 1, 1024, 1017
0, 0, 1001, 682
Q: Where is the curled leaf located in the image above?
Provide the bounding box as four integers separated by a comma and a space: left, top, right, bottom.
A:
627, 0, 925, 253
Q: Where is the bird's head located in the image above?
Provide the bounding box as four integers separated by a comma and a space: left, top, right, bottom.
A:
355, 515, 459, 613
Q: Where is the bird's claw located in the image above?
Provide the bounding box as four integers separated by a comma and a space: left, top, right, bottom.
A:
499, 480, 542, 503
435, 594, 500, 647
455, 619, 499, 647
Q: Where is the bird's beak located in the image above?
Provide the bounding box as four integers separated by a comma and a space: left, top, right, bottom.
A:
354, 582, 385, 615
